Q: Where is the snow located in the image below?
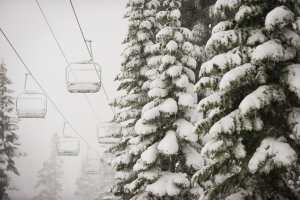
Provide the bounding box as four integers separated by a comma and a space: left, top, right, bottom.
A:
166, 40, 178, 52
170, 9, 181, 20
293, 17, 300, 33
178, 93, 195, 108
182, 144, 203, 170
197, 91, 224, 112
148, 87, 168, 98
248, 137, 297, 173
161, 55, 176, 66
174, 119, 197, 142
111, 153, 132, 168
150, 78, 167, 89
225, 190, 249, 200
288, 108, 300, 142
156, 27, 173, 41
282, 64, 300, 99
133, 159, 148, 171
158, 130, 179, 155
174, 31, 184, 43
212, 21, 234, 34
265, 6, 295, 31
179, 28, 193, 41
142, 106, 160, 121
199, 47, 246, 77
138, 169, 160, 181
166, 65, 183, 77
159, 98, 178, 114
203, 109, 263, 143
129, 136, 155, 156
145, 43, 160, 54
182, 42, 194, 54
174, 74, 190, 89
135, 119, 157, 135
219, 63, 256, 91
201, 139, 225, 158
139, 20, 152, 30
146, 172, 189, 196
114, 171, 134, 180
246, 29, 268, 46
205, 30, 242, 57
281, 29, 300, 50
233, 139, 246, 159
142, 99, 160, 114
147, 56, 161, 67
137, 31, 149, 41
128, 0, 144, 6
235, 5, 263, 24
214, 0, 241, 16
195, 76, 218, 92
181, 55, 197, 69
239, 85, 286, 115
140, 143, 159, 164
251, 40, 296, 64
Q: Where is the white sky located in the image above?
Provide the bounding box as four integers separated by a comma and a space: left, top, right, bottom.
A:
0, 0, 127, 199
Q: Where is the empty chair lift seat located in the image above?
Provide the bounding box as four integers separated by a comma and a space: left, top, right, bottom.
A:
86, 159, 99, 174
16, 92, 47, 118
97, 123, 121, 144
66, 61, 101, 93
57, 138, 80, 156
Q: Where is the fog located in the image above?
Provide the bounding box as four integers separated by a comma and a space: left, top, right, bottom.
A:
0, 0, 126, 199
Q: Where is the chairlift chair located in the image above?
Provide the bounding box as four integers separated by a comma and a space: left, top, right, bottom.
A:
97, 123, 121, 145
57, 122, 80, 156
16, 74, 47, 118
57, 138, 80, 156
65, 40, 101, 93
86, 158, 99, 174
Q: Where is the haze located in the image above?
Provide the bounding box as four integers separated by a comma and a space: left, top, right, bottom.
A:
0, 0, 127, 199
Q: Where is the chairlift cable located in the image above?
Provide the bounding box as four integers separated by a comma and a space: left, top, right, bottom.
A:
35, 0, 69, 65
0, 27, 100, 155
69, 0, 115, 115
34, 0, 102, 123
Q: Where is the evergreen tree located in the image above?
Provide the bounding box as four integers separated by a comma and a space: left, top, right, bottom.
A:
32, 133, 63, 200
193, 0, 300, 199
109, 0, 160, 199
0, 62, 19, 200
123, 0, 202, 199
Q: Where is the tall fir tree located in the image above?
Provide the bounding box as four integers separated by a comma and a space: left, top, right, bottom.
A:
193, 0, 300, 199
32, 133, 63, 200
0, 62, 19, 200
109, 0, 160, 199
125, 0, 202, 199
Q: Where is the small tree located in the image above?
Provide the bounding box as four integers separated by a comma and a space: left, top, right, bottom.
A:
32, 133, 63, 200
0, 62, 19, 199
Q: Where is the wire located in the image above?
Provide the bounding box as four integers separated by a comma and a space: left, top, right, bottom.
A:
34, 0, 69, 64
68, 0, 115, 115
0, 27, 100, 155
34, 0, 101, 123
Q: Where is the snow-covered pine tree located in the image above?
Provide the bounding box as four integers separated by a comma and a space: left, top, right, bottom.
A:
193, 0, 300, 199
109, 0, 160, 199
119, 0, 202, 199
0, 62, 19, 200
32, 133, 63, 200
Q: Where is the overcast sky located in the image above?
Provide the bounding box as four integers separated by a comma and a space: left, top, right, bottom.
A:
0, 0, 127, 199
